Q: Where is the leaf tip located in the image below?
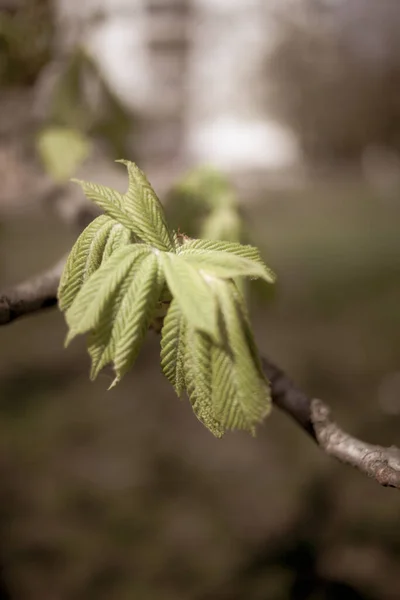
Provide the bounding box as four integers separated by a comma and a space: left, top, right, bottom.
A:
249, 426, 257, 438
64, 330, 75, 348
108, 376, 120, 390
89, 367, 98, 381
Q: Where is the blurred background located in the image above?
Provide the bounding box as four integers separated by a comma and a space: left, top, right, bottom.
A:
1, 0, 400, 598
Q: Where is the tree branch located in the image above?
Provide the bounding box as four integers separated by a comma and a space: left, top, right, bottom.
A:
262, 358, 400, 488
0, 264, 399, 489
0, 257, 66, 325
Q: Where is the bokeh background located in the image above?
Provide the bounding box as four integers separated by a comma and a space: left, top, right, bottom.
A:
1, 1, 400, 598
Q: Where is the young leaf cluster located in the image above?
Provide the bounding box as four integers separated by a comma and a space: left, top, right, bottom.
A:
58, 160, 276, 436
167, 165, 245, 243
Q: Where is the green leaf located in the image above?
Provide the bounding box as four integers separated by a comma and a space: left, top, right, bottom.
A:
71, 179, 136, 232
184, 326, 225, 438
201, 206, 243, 242
86, 228, 139, 378
117, 160, 174, 252
230, 282, 265, 379
211, 280, 271, 431
102, 222, 132, 261
58, 215, 115, 311
73, 162, 174, 250
178, 249, 276, 283
37, 126, 91, 182
211, 342, 245, 429
191, 328, 213, 405
159, 252, 219, 339
178, 238, 268, 266
173, 166, 233, 210
65, 245, 151, 343
160, 298, 186, 397
87, 267, 137, 380
210, 298, 252, 431
111, 252, 165, 385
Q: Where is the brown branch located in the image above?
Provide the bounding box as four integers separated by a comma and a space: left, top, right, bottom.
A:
0, 266, 399, 489
0, 257, 65, 325
262, 357, 400, 488
0, 183, 96, 325
311, 398, 400, 488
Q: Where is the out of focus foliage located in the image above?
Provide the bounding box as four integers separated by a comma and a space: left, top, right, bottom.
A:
37, 126, 91, 182
0, 1, 133, 180
0, 0, 53, 86
36, 49, 132, 180
268, 0, 400, 164
45, 49, 131, 158
166, 166, 275, 302
166, 166, 247, 243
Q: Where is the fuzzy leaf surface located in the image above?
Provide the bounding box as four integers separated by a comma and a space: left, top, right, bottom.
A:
159, 253, 218, 338
72, 179, 136, 232
211, 342, 244, 429
184, 326, 224, 438
58, 215, 114, 311
87, 257, 146, 379
160, 298, 186, 397
112, 252, 164, 384
212, 280, 271, 431
86, 235, 145, 378
102, 223, 132, 261
179, 250, 275, 283
118, 160, 174, 252
178, 238, 267, 265
191, 329, 214, 410
65, 245, 151, 343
